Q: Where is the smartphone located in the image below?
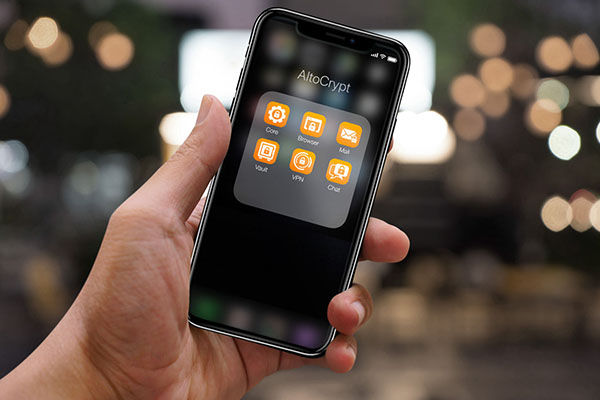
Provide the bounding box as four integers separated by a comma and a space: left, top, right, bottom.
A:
189, 8, 410, 357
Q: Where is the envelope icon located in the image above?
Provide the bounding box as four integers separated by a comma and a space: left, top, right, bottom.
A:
341, 128, 358, 143
336, 122, 362, 148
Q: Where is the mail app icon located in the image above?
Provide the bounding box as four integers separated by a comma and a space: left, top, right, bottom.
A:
336, 122, 363, 148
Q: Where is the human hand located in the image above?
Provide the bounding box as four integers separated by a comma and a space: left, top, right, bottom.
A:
0, 95, 409, 400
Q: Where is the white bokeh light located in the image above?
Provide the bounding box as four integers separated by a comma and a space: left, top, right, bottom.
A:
548, 125, 581, 160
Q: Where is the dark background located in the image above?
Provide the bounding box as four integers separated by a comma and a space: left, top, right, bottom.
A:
1, 0, 600, 399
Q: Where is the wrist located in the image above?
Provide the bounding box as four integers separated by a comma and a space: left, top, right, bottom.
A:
0, 306, 117, 399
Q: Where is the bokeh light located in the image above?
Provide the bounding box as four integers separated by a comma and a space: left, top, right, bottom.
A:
37, 31, 73, 66
569, 190, 595, 232
540, 196, 572, 232
469, 23, 506, 57
590, 200, 600, 232
525, 99, 562, 136
548, 125, 581, 161
571, 33, 600, 69
391, 111, 456, 164
453, 108, 486, 141
576, 75, 600, 106
536, 79, 569, 110
159, 112, 197, 161
0, 85, 10, 119
96, 32, 134, 71
450, 74, 486, 108
88, 21, 117, 49
479, 57, 513, 91
0, 140, 29, 173
510, 63, 539, 100
536, 36, 573, 73
480, 90, 510, 118
27, 17, 59, 49
3, 19, 28, 50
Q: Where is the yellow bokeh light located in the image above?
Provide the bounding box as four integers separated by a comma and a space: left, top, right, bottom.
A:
510, 63, 538, 99
96, 32, 135, 71
27, 17, 59, 49
453, 108, 486, 141
570, 191, 595, 232
590, 200, 600, 232
4, 19, 28, 51
479, 57, 513, 92
469, 23, 506, 57
525, 99, 562, 136
481, 90, 510, 118
450, 74, 486, 108
0, 85, 11, 119
536, 36, 573, 73
571, 33, 600, 69
548, 125, 580, 161
541, 196, 572, 232
37, 31, 73, 67
88, 21, 118, 49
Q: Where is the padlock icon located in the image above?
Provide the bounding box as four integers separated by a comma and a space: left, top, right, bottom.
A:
273, 110, 281, 119
309, 121, 317, 131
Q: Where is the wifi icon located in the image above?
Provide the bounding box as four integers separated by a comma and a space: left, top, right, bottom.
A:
379, 53, 387, 59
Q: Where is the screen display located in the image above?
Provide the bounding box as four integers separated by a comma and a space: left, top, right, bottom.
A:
189, 12, 407, 353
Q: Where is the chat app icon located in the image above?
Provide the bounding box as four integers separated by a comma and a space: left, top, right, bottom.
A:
326, 159, 352, 185
290, 148, 316, 174
264, 101, 290, 127
253, 138, 279, 164
300, 111, 326, 137
336, 121, 362, 148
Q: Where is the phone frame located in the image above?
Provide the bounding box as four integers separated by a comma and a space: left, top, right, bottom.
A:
188, 7, 410, 357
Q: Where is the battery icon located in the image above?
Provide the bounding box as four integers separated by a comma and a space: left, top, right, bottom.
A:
387, 56, 398, 63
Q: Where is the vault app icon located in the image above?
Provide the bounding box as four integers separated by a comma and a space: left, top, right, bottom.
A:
253, 138, 279, 164
300, 111, 326, 137
336, 122, 362, 147
290, 148, 316, 174
264, 101, 290, 127
326, 159, 352, 185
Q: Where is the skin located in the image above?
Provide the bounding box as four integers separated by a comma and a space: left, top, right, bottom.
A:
0, 95, 409, 399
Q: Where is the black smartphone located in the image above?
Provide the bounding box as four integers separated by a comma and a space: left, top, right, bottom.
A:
189, 8, 410, 357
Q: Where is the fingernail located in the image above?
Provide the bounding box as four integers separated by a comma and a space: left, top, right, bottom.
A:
351, 301, 365, 325
197, 95, 214, 123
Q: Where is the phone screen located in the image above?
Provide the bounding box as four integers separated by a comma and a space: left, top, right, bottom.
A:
189, 11, 408, 354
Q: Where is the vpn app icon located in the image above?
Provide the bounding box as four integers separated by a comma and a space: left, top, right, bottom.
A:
290, 148, 316, 175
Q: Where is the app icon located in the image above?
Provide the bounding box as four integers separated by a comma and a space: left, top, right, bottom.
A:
336, 121, 362, 147
300, 111, 326, 137
253, 138, 279, 164
326, 159, 352, 185
290, 148, 316, 174
264, 101, 290, 127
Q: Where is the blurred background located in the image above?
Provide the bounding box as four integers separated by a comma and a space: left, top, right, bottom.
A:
1, 0, 600, 398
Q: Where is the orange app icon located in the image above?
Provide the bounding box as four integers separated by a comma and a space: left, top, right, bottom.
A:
326, 159, 352, 185
264, 101, 290, 127
290, 148, 316, 175
300, 111, 326, 137
336, 121, 362, 148
253, 138, 279, 164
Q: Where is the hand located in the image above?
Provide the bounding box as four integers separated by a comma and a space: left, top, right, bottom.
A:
0, 96, 409, 399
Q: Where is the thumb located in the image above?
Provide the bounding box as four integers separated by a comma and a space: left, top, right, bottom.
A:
137, 95, 231, 221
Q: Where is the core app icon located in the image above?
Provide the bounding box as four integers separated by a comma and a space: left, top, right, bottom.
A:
253, 138, 279, 164
264, 101, 290, 127
336, 121, 362, 148
300, 111, 326, 137
326, 159, 352, 185
290, 148, 316, 175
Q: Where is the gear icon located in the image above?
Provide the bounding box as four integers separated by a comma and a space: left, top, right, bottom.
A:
267, 105, 286, 124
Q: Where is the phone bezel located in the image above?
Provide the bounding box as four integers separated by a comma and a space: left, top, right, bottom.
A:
188, 7, 410, 358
